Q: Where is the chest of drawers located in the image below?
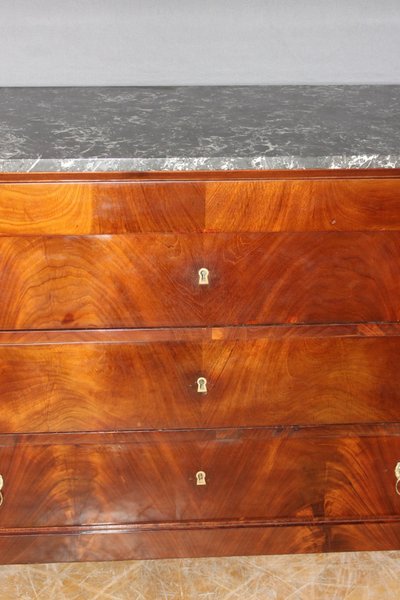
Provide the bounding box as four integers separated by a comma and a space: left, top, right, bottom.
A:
2, 169, 400, 564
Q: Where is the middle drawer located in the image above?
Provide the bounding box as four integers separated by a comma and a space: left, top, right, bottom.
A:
1, 327, 400, 433
1, 231, 400, 329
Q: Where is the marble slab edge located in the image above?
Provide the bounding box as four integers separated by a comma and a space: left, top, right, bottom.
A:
1, 155, 400, 173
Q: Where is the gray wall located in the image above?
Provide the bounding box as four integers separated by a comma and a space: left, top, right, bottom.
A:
1, 0, 399, 86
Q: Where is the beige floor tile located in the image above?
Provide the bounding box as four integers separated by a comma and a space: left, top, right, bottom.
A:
1, 552, 400, 600
285, 582, 352, 600
345, 582, 400, 600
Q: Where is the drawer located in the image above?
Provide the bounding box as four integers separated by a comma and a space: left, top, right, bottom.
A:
206, 231, 400, 325
2, 328, 400, 432
0, 429, 400, 528
0, 181, 204, 234
1, 178, 400, 235
1, 232, 400, 329
206, 177, 400, 232
0, 234, 203, 329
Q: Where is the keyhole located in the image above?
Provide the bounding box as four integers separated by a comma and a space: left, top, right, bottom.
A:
197, 377, 207, 394
198, 268, 210, 285
196, 471, 206, 486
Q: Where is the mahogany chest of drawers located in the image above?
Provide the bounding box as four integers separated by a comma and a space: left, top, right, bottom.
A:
1, 169, 400, 563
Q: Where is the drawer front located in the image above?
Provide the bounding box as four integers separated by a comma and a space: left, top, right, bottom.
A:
206, 231, 400, 325
0, 181, 204, 234
1, 178, 400, 235
2, 333, 400, 432
206, 178, 400, 232
1, 232, 400, 329
0, 234, 204, 329
0, 430, 400, 528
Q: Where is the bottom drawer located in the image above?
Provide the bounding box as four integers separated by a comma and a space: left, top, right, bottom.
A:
0, 428, 400, 529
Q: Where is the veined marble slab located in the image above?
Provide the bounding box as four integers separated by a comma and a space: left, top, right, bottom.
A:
0, 86, 399, 172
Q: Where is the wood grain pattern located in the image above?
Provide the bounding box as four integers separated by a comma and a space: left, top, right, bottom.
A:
0, 182, 204, 235
206, 178, 400, 232
2, 332, 400, 432
2, 177, 400, 235
0, 429, 400, 528
0, 234, 203, 329
3, 521, 400, 564
0, 526, 327, 564
207, 231, 400, 325
2, 231, 400, 328
2, 169, 400, 563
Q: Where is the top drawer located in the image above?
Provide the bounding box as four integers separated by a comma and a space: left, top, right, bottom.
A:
1, 177, 400, 234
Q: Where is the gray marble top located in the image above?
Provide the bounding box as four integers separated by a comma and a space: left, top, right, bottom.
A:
0, 86, 399, 172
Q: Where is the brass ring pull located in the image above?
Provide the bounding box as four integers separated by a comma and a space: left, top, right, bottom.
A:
395, 463, 400, 496
0, 474, 3, 507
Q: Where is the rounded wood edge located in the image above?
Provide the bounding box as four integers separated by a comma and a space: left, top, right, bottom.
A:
1, 422, 400, 448
0, 323, 399, 346
1, 521, 400, 564
1, 168, 400, 183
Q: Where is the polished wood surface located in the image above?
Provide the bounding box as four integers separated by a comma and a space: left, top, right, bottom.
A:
207, 231, 400, 325
0, 234, 202, 329
0, 526, 327, 564
0, 429, 400, 529
1, 169, 400, 563
1, 322, 399, 345
2, 231, 400, 328
206, 178, 400, 232
1, 177, 400, 235
0, 182, 203, 235
2, 331, 400, 432
4, 521, 400, 564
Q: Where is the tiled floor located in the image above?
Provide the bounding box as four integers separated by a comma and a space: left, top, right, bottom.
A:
0, 551, 399, 599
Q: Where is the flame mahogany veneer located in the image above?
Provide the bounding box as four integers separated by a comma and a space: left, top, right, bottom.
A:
1, 169, 400, 563
2, 330, 400, 432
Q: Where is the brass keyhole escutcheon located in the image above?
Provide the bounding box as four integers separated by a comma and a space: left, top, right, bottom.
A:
196, 471, 206, 486
395, 462, 400, 496
0, 474, 3, 507
196, 377, 207, 394
198, 268, 210, 285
